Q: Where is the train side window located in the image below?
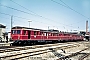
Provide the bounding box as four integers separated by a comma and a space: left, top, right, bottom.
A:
64, 34, 66, 36
54, 33, 56, 36
44, 33, 47, 36
24, 30, 26, 35
53, 33, 57, 36
12, 30, 16, 34
40, 32, 41, 35
40, 32, 43, 35
17, 30, 21, 34
47, 33, 48, 36
37, 31, 38, 35
34, 31, 37, 35
52, 33, 54, 36
48, 33, 51, 36
51, 33, 53, 36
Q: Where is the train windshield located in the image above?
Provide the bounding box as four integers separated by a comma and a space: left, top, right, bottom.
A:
17, 30, 21, 34
12, 30, 21, 34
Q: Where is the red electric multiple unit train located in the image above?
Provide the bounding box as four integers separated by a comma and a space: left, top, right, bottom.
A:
11, 26, 84, 45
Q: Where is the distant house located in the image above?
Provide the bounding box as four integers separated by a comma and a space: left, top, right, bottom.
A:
0, 24, 6, 28
0, 24, 6, 42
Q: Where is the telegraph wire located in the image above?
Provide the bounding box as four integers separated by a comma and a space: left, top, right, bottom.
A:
9, 0, 78, 28
10, 0, 65, 25
0, 12, 28, 27
0, 12, 70, 31
51, 0, 67, 9
51, 0, 90, 30
0, 3, 55, 28
0, 12, 62, 29
51, 0, 90, 20
10, 0, 54, 21
0, 1, 80, 29
0, 12, 74, 31
0, 3, 35, 16
0, 12, 32, 25
0, 12, 34, 23
10, 0, 38, 16
59, 0, 89, 25
0, 0, 87, 31
0, 16, 10, 19
60, 0, 90, 19
0, 3, 57, 25
0, 12, 11, 16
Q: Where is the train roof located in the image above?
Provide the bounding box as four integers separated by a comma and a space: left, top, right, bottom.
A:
12, 26, 59, 33
12, 26, 45, 31
12, 26, 83, 35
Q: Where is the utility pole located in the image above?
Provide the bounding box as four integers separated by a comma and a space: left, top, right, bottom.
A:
28, 20, 32, 28
11, 15, 13, 29
86, 20, 88, 34
48, 26, 49, 30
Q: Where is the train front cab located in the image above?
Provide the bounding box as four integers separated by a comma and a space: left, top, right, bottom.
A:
11, 29, 23, 45
84, 35, 90, 41
11, 29, 21, 40
11, 28, 40, 45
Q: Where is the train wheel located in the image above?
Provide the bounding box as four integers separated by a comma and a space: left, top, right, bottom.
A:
10, 43, 12, 46
0, 37, 2, 42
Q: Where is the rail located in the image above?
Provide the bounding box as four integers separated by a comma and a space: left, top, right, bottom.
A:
0, 43, 80, 60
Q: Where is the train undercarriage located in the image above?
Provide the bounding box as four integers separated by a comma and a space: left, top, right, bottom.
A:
11, 39, 83, 46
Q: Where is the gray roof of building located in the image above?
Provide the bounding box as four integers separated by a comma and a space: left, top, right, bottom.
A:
0, 24, 6, 28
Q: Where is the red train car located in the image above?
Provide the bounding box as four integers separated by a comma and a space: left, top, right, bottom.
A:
11, 26, 84, 45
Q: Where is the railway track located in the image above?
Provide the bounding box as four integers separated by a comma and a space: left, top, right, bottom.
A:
65, 49, 90, 60
59, 41, 90, 60
0, 42, 82, 60
0, 41, 89, 60
0, 42, 79, 53
78, 53, 90, 60
58, 48, 88, 60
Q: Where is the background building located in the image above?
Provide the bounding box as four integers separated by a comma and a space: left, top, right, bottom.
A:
0, 24, 6, 42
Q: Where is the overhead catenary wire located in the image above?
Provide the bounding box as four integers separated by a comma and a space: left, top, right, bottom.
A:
0, 12, 72, 32
59, 0, 88, 25
0, 1, 81, 30
9, 0, 78, 28
0, 3, 52, 27
51, 0, 90, 20
51, 0, 90, 30
0, 12, 29, 27
0, 12, 62, 29
10, 0, 59, 23
0, 12, 25, 23
10, 0, 42, 17
0, 16, 10, 19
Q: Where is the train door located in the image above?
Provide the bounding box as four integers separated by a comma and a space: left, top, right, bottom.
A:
28, 31, 31, 39
41, 32, 43, 40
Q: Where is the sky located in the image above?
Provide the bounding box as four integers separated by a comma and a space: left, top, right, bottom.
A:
0, 0, 90, 32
